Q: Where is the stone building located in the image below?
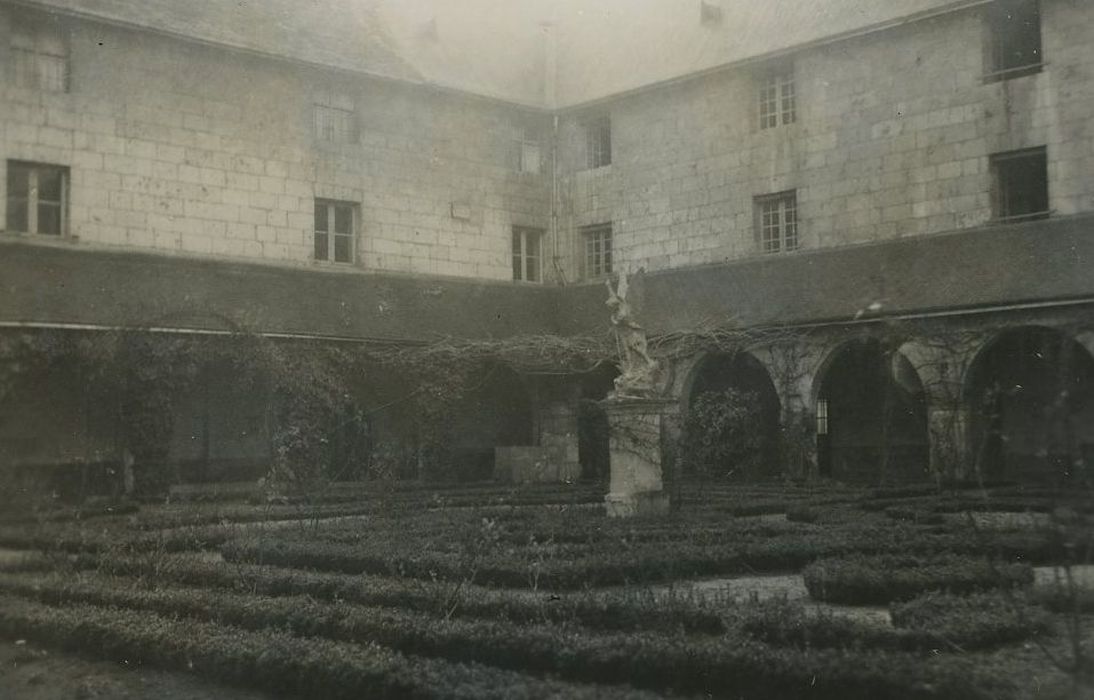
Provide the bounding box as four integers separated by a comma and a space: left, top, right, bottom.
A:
1, 0, 1091, 490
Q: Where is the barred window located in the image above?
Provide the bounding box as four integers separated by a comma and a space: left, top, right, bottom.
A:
6, 161, 68, 236
10, 20, 67, 92
816, 399, 829, 436
511, 226, 543, 282
582, 223, 612, 278
758, 68, 795, 129
314, 199, 357, 263
583, 115, 612, 170
314, 92, 357, 144
755, 191, 799, 254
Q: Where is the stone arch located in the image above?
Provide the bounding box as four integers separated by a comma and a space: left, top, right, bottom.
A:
448, 362, 535, 481
964, 325, 1094, 484
681, 350, 782, 481
814, 338, 929, 484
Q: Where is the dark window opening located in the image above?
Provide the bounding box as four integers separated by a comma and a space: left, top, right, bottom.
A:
314, 199, 356, 263
988, 0, 1042, 80
584, 115, 611, 170
511, 226, 543, 282
991, 147, 1048, 221
6, 161, 67, 235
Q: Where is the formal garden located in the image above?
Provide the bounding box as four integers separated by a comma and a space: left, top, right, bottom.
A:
0, 476, 1091, 699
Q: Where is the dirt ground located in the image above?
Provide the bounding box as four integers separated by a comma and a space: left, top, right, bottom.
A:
0, 638, 276, 700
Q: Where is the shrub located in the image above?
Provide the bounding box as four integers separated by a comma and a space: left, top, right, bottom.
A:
0, 594, 654, 700
803, 553, 1035, 605
0, 584, 1008, 699
891, 590, 1054, 648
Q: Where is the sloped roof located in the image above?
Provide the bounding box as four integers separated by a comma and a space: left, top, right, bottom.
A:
20, 0, 983, 108
557, 215, 1094, 336
0, 242, 561, 341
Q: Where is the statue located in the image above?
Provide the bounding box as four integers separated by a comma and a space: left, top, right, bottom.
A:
605, 271, 661, 398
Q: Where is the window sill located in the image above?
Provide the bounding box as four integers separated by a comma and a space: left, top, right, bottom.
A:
983, 63, 1045, 83
992, 210, 1051, 224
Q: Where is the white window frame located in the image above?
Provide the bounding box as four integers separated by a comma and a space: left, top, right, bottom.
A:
515, 124, 542, 174
10, 19, 68, 92
758, 67, 795, 130
583, 115, 612, 170
6, 161, 67, 236
314, 199, 357, 264
511, 226, 543, 282
582, 223, 613, 278
756, 191, 799, 254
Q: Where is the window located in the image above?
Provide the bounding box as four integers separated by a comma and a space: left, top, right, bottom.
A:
314, 92, 356, 144
314, 200, 356, 263
10, 19, 68, 92
755, 191, 799, 253
991, 147, 1048, 221
515, 124, 541, 174
987, 0, 1042, 80
6, 161, 67, 235
582, 223, 612, 278
583, 115, 611, 170
758, 66, 795, 129
816, 399, 829, 436
511, 226, 543, 282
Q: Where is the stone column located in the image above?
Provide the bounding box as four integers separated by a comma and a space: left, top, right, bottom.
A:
602, 397, 675, 517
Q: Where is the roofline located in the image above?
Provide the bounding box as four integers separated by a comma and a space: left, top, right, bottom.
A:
8, 0, 993, 113
554, 0, 993, 113
5, 0, 553, 113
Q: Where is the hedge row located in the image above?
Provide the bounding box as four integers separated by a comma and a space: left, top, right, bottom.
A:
743, 597, 1051, 652
890, 590, 1054, 648
803, 554, 1035, 605
0, 522, 237, 554
91, 552, 726, 634
0, 580, 1008, 699
222, 522, 1052, 590
0, 594, 652, 700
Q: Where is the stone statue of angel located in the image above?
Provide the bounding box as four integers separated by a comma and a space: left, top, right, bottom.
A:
605, 271, 660, 398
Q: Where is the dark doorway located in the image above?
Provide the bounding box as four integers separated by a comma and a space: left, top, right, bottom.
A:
684, 351, 781, 481
577, 363, 618, 483
816, 340, 929, 484
966, 327, 1094, 484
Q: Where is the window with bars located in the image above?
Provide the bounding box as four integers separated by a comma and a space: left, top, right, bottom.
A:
755, 191, 799, 254
991, 147, 1048, 221
314, 92, 357, 144
10, 20, 68, 92
511, 226, 543, 282
314, 199, 356, 263
816, 399, 829, 436
6, 161, 67, 236
582, 223, 613, 278
987, 0, 1042, 80
583, 115, 612, 170
758, 67, 795, 129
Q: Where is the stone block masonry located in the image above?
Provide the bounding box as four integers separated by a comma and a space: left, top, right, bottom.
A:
0, 5, 551, 282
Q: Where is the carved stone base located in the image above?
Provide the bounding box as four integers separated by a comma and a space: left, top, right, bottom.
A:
601, 397, 675, 518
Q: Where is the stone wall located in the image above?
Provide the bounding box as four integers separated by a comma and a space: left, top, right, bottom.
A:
0, 5, 551, 281
555, 0, 1094, 281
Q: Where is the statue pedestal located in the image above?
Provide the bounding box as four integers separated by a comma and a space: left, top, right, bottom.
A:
601, 398, 674, 517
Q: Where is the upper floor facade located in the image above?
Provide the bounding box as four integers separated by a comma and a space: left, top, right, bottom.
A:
1, 0, 1091, 293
